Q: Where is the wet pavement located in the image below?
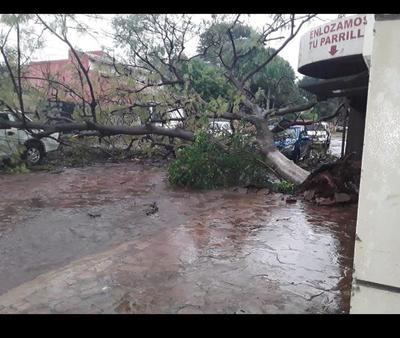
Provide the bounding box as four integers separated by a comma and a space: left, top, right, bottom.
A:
0, 162, 357, 313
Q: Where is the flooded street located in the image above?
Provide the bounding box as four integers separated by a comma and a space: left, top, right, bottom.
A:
0, 162, 357, 313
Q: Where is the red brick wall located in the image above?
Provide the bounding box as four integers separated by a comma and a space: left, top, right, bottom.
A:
23, 49, 119, 106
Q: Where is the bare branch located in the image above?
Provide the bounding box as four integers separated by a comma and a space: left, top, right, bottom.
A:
271, 102, 347, 133
21, 76, 87, 103
37, 14, 99, 123
240, 14, 316, 86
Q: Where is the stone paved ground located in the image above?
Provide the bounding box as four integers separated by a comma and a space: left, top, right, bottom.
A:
0, 162, 357, 313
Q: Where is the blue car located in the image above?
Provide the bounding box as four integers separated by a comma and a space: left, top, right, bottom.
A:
273, 126, 312, 162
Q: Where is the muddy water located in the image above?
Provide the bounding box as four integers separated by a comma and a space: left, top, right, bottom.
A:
0, 162, 357, 313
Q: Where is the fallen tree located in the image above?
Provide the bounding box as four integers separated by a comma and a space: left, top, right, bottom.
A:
0, 14, 326, 185
0, 107, 318, 184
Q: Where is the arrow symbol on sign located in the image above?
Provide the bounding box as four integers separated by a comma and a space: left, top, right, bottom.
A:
329, 45, 338, 56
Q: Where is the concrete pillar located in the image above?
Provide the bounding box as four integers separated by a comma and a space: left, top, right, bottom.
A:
345, 95, 367, 160
350, 15, 400, 313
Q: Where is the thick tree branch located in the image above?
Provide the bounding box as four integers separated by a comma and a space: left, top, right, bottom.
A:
271, 102, 347, 132
0, 119, 195, 141
264, 100, 317, 118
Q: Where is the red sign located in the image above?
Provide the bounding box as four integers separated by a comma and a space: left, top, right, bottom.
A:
329, 45, 338, 56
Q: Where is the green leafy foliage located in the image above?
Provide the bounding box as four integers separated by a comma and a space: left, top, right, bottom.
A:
197, 21, 305, 110
168, 131, 274, 189
274, 180, 295, 194
179, 58, 234, 103
0, 145, 30, 174
273, 180, 295, 194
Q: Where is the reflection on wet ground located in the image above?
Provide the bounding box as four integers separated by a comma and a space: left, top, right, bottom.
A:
0, 162, 357, 313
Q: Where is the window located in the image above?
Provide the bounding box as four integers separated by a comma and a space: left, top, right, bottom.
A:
0, 113, 10, 121
274, 129, 297, 142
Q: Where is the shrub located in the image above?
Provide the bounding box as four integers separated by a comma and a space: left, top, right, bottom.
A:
168, 131, 275, 189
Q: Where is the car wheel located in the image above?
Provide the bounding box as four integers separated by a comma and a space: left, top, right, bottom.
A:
24, 143, 44, 165
307, 148, 320, 164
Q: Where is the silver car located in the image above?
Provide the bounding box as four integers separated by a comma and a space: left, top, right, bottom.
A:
0, 111, 60, 165
305, 122, 331, 149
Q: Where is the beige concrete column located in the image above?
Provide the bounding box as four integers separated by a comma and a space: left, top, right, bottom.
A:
350, 14, 400, 313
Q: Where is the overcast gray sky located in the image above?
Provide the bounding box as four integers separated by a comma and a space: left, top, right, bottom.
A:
30, 14, 339, 78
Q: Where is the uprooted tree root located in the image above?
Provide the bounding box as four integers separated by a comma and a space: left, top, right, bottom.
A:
296, 153, 361, 206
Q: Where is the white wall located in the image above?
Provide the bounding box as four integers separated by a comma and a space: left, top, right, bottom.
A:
361, 14, 375, 69
350, 15, 400, 313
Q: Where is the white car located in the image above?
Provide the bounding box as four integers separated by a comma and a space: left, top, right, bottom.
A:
0, 111, 60, 165
210, 119, 232, 134
305, 122, 331, 148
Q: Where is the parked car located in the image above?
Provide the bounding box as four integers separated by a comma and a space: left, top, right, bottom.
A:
0, 111, 60, 165
209, 119, 232, 134
305, 122, 331, 149
273, 126, 312, 163
335, 125, 348, 132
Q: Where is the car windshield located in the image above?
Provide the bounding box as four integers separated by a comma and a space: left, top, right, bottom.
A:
307, 124, 326, 131
274, 129, 297, 142
0, 112, 10, 121
12, 112, 32, 122
0, 110, 33, 122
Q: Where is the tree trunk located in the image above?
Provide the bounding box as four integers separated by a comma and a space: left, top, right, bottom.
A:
264, 149, 310, 185
255, 119, 310, 185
